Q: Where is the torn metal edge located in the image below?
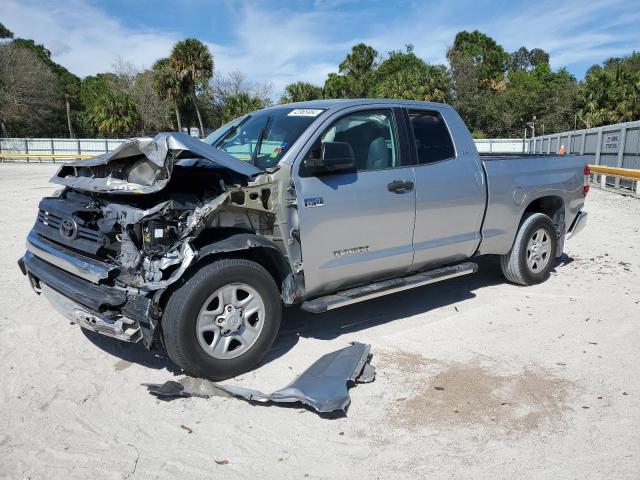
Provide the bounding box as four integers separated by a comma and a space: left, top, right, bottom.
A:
143, 342, 375, 414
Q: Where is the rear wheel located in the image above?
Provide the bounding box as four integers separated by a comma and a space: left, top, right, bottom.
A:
163, 258, 282, 380
500, 212, 557, 286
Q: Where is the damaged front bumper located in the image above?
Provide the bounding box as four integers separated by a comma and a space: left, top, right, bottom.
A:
18, 242, 157, 345
25, 230, 116, 283
40, 284, 141, 342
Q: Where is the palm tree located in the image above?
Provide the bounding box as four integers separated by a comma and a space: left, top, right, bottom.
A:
219, 93, 263, 125
170, 39, 213, 138
280, 82, 323, 103
64, 93, 74, 138
92, 91, 138, 136
152, 58, 183, 132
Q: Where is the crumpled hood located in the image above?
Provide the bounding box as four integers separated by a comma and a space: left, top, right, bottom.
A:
51, 132, 263, 195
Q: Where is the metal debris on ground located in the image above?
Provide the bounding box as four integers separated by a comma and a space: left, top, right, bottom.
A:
143, 342, 375, 414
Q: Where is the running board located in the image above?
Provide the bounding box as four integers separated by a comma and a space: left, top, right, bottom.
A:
301, 262, 478, 313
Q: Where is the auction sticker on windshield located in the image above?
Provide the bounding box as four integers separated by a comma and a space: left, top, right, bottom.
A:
287, 109, 324, 117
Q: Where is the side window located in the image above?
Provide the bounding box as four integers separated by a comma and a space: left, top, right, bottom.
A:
408, 110, 455, 164
315, 109, 399, 171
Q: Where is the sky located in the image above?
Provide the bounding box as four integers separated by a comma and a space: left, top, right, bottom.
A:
3, 0, 639, 97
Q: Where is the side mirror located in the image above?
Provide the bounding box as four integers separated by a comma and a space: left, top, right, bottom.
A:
305, 141, 355, 175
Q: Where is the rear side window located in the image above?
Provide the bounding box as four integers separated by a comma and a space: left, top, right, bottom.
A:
408, 110, 455, 164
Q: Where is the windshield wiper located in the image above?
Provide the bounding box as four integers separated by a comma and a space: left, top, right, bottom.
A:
213, 116, 251, 148
251, 116, 271, 166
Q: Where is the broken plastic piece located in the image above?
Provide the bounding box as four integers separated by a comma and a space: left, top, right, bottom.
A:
143, 342, 375, 414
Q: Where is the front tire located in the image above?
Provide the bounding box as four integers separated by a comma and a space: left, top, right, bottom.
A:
500, 212, 557, 286
163, 258, 282, 380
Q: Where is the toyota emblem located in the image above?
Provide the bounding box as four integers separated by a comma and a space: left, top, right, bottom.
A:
59, 217, 78, 240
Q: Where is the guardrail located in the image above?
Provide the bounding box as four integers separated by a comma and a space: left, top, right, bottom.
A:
474, 138, 527, 153
0, 137, 528, 163
0, 153, 94, 161
528, 120, 640, 191
589, 164, 640, 197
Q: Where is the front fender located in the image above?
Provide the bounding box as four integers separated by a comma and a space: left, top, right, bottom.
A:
197, 233, 301, 304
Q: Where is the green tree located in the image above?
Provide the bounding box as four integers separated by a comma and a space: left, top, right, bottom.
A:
323, 43, 378, 98
447, 30, 508, 86
169, 38, 214, 137
373, 45, 451, 102
152, 58, 184, 131
218, 92, 264, 125
503, 64, 579, 136
91, 90, 138, 136
579, 53, 640, 127
280, 81, 323, 103
509, 47, 550, 72
0, 22, 14, 39
78, 74, 139, 137
323, 73, 353, 98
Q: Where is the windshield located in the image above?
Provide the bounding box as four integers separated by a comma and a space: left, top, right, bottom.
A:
204, 107, 323, 169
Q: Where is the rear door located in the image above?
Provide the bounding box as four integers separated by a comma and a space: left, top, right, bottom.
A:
406, 108, 486, 269
294, 106, 416, 297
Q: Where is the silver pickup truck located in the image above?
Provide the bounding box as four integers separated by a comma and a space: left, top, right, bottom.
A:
18, 99, 589, 379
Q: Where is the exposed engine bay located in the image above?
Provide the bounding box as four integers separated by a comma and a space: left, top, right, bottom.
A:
26, 133, 303, 347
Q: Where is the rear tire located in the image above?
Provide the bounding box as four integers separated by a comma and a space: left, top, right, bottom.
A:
500, 212, 557, 286
163, 258, 282, 380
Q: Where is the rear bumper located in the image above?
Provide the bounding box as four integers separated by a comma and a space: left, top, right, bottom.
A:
567, 210, 587, 239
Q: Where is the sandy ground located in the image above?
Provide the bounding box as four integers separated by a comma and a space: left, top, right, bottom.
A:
0, 163, 639, 480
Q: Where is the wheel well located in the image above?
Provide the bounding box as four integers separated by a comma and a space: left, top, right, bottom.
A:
523, 196, 565, 231
155, 241, 290, 316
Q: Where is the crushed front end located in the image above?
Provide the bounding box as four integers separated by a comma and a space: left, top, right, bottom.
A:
18, 132, 299, 348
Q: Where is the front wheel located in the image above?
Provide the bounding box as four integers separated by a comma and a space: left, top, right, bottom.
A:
500, 212, 557, 286
163, 258, 282, 380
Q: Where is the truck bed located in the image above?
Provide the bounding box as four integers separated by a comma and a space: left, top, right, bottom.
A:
477, 153, 587, 256
480, 153, 570, 160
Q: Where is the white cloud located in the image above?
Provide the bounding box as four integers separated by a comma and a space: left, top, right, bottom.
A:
2, 0, 638, 101
475, 0, 639, 72
1, 0, 350, 96
3, 0, 181, 75
207, 2, 365, 93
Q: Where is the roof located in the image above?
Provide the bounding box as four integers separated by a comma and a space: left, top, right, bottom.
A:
266, 98, 450, 113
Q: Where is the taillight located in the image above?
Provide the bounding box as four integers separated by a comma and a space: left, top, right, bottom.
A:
583, 165, 590, 196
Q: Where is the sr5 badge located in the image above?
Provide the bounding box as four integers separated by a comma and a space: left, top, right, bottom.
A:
304, 197, 324, 208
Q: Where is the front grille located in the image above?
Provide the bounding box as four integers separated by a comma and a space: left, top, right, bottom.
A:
34, 203, 108, 257
37, 210, 103, 244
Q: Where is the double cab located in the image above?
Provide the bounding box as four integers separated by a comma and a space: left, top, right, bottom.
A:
19, 100, 589, 379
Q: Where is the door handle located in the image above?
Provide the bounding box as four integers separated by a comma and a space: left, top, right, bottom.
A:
387, 179, 414, 192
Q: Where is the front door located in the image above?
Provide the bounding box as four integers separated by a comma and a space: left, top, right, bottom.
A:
295, 108, 416, 297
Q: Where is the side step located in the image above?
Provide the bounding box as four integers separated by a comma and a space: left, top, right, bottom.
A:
301, 262, 478, 313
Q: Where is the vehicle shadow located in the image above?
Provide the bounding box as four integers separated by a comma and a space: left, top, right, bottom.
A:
263, 255, 507, 363
83, 254, 573, 375
265, 253, 575, 363
82, 329, 182, 375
